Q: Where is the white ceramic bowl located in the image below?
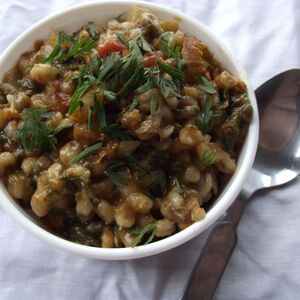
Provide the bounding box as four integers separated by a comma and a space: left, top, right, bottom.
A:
0, 0, 259, 260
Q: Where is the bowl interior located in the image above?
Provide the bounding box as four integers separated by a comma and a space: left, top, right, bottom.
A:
0, 0, 258, 260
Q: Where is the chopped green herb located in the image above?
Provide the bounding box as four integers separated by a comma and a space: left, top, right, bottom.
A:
95, 100, 107, 128
16, 108, 56, 151
90, 54, 101, 76
197, 75, 217, 94
87, 105, 94, 131
105, 160, 128, 187
160, 32, 181, 58
68, 66, 91, 115
118, 66, 144, 98
150, 94, 158, 115
70, 142, 103, 164
102, 124, 131, 140
154, 169, 166, 192
157, 61, 184, 82
40, 31, 97, 65
194, 99, 213, 134
103, 90, 117, 101
128, 96, 139, 112
83, 22, 101, 39
115, 12, 126, 22
137, 35, 153, 52
116, 32, 128, 47
130, 223, 157, 247
198, 149, 215, 170
173, 176, 183, 195
137, 170, 150, 182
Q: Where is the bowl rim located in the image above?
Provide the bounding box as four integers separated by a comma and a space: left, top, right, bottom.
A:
0, 0, 259, 260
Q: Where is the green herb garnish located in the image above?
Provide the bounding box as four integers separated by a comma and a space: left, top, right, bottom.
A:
194, 99, 213, 133
128, 96, 139, 112
70, 142, 103, 164
87, 105, 94, 131
130, 223, 157, 247
103, 90, 117, 101
157, 61, 184, 82
160, 32, 181, 58
116, 32, 128, 47
16, 108, 56, 151
40, 31, 97, 65
197, 75, 217, 94
150, 94, 158, 115
83, 22, 101, 39
105, 160, 129, 187
173, 176, 183, 195
115, 12, 126, 22
198, 149, 215, 170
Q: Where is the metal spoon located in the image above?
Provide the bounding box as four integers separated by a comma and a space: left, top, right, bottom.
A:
182, 69, 300, 300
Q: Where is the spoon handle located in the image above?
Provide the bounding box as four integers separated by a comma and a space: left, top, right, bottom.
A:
182, 193, 248, 300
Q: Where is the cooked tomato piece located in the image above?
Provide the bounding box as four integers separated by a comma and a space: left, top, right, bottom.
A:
142, 53, 161, 67
97, 40, 127, 57
48, 92, 71, 115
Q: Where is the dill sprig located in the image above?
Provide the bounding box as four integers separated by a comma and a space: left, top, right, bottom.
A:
16, 108, 57, 151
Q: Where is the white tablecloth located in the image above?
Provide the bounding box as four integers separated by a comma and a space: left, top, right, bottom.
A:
1, 0, 300, 299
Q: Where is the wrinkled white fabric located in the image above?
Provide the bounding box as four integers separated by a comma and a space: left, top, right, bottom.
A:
1, 0, 300, 299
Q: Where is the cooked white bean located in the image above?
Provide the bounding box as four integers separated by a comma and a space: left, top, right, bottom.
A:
165, 187, 184, 209
96, 200, 114, 224
75, 190, 94, 222
191, 207, 205, 222
21, 157, 39, 176
154, 219, 176, 237
101, 227, 115, 248
183, 165, 200, 183
179, 124, 203, 146
0, 152, 16, 176
7, 172, 32, 200
59, 141, 83, 164
126, 192, 153, 214
30, 63, 59, 84
114, 201, 135, 228
64, 164, 91, 185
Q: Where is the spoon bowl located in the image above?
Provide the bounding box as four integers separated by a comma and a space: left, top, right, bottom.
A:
243, 69, 300, 197
183, 69, 300, 300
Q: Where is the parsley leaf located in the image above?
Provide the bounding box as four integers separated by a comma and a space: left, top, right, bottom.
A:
197, 75, 217, 94
130, 223, 157, 247
16, 108, 56, 151
70, 142, 103, 164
